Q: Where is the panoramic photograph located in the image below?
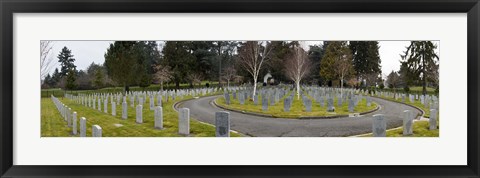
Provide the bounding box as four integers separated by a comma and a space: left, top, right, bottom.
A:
40, 41, 439, 137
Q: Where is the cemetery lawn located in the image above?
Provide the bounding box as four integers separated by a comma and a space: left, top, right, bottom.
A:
41, 94, 241, 137
360, 120, 439, 137
215, 94, 377, 119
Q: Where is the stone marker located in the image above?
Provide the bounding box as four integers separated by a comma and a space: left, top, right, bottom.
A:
122, 101, 127, 119
72, 112, 77, 135
254, 95, 258, 105
284, 97, 291, 112
104, 99, 108, 113
154, 106, 163, 129
367, 96, 371, 107
136, 105, 143, 124
403, 110, 413, 135
372, 114, 386, 137
131, 96, 135, 107
67, 108, 72, 127
92, 125, 102, 137
239, 94, 245, 105
112, 102, 116, 116
327, 98, 334, 112
179, 108, 190, 135
429, 109, 437, 130
348, 99, 354, 112
157, 95, 162, 106
224, 93, 230, 105
262, 96, 268, 111
270, 94, 275, 106
80, 117, 86, 137
215, 111, 230, 137
304, 98, 312, 112
98, 99, 101, 111
150, 96, 154, 110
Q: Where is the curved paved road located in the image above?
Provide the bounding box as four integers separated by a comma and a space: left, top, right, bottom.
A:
177, 96, 421, 137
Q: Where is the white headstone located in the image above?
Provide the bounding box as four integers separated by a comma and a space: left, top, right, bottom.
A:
122, 101, 127, 119
372, 114, 386, 137
429, 109, 438, 130
215, 111, 230, 137
112, 102, 116, 116
403, 110, 413, 135
154, 106, 163, 129
80, 117, 86, 137
136, 105, 143, 124
72, 112, 77, 135
178, 108, 190, 135
92, 125, 102, 137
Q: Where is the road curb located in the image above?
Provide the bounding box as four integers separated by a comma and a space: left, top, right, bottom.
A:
350, 96, 427, 137
371, 95, 426, 119
212, 97, 380, 120
173, 95, 249, 137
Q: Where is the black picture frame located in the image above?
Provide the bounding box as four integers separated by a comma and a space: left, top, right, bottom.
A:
1, 0, 479, 177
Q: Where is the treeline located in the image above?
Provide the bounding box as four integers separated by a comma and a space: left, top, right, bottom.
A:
41, 41, 438, 95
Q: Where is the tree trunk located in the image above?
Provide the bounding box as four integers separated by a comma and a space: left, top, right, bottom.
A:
252, 78, 257, 102
422, 52, 427, 96
340, 78, 343, 98
160, 82, 163, 91
296, 80, 300, 100
175, 81, 180, 89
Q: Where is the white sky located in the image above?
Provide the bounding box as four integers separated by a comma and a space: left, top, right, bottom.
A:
46, 41, 438, 79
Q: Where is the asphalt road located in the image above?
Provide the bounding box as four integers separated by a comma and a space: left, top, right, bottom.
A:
177, 95, 422, 137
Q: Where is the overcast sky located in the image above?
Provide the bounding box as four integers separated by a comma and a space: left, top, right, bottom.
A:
46, 41, 438, 79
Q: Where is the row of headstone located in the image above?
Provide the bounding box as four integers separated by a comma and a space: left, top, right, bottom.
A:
51, 95, 102, 137
372, 109, 438, 137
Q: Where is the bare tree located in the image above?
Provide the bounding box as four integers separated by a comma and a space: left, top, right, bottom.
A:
221, 66, 238, 88
284, 46, 312, 99
153, 64, 173, 90
40, 41, 55, 80
387, 70, 401, 95
335, 53, 354, 98
187, 72, 203, 87
237, 41, 273, 102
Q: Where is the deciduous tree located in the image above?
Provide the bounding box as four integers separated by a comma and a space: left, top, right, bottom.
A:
284, 46, 312, 99
237, 41, 274, 102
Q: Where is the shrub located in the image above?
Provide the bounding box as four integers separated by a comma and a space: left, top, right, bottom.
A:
379, 83, 385, 89
404, 86, 410, 93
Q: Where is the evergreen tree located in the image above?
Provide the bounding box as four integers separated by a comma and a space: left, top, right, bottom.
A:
65, 69, 77, 90
306, 44, 324, 85
93, 69, 104, 89
268, 41, 297, 83
57, 47, 77, 89
320, 41, 351, 84
400, 41, 439, 95
51, 68, 62, 87
104, 41, 138, 92
349, 41, 382, 86
43, 73, 52, 87
162, 41, 196, 89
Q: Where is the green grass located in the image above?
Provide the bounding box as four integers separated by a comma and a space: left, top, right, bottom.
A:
360, 120, 439, 137
41, 92, 241, 137
409, 86, 436, 92
216, 91, 377, 119
359, 93, 439, 137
